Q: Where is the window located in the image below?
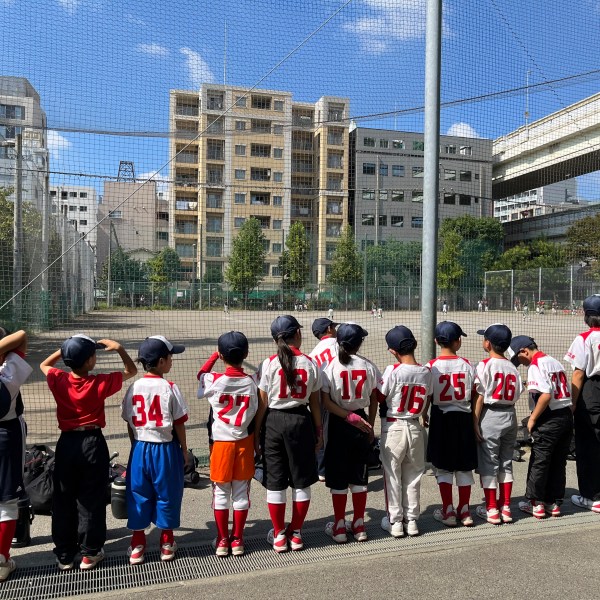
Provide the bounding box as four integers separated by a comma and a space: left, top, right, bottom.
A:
273, 147, 283, 159
234, 193, 246, 204
273, 172, 283, 182
443, 193, 456, 205
362, 189, 375, 201
50, 190, 57, 197
460, 171, 472, 182
412, 140, 425, 151
79, 206, 88, 212
207, 192, 222, 208
392, 165, 405, 177
379, 215, 387, 227
69, 192, 77, 198
444, 145, 456, 154
0, 104, 25, 119
206, 215, 223, 233
273, 219, 282, 230
443, 169, 456, 181
379, 163, 388, 176
410, 166, 423, 178
234, 169, 246, 180
274, 100, 284, 112
253, 216, 270, 229
411, 216, 423, 228
273, 124, 283, 135
327, 152, 343, 169
176, 243, 195, 258
327, 200, 342, 215
251, 168, 271, 181
273, 195, 283, 206
235, 120, 246, 131
235, 95, 246, 107
80, 192, 87, 198
61, 191, 68, 199
70, 220, 78, 227
326, 175, 342, 191
79, 220, 87, 226
251, 119, 271, 133
234, 217, 246, 228
326, 221, 342, 237
207, 165, 223, 184
391, 190, 404, 202
156, 231, 169, 241
206, 238, 223, 257
262, 263, 270, 276
379, 139, 389, 148
251, 193, 270, 205
207, 92, 224, 110
67, 205, 76, 212
0, 125, 22, 139
362, 214, 375, 226
175, 220, 197, 234
206, 119, 224, 134
363, 163, 376, 175
235, 144, 246, 156
207, 139, 224, 160
251, 143, 271, 157
459, 194, 472, 206
262, 239, 271, 252
459, 146, 472, 156
328, 105, 344, 121
272, 266, 282, 276
272, 243, 282, 253
364, 137, 375, 147
411, 190, 423, 203
327, 128, 343, 145
361, 239, 375, 251
391, 216, 404, 227
326, 243, 337, 260
252, 95, 272, 110
393, 139, 405, 149
380, 190, 388, 201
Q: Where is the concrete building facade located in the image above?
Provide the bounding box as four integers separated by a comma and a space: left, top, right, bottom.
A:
169, 85, 350, 284
350, 127, 493, 248
50, 185, 98, 251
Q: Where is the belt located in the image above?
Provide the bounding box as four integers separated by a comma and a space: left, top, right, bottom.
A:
71, 425, 101, 431
484, 403, 515, 411
386, 416, 419, 422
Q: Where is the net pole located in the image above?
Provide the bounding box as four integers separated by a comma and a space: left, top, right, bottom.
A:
421, 0, 442, 362
13, 133, 23, 323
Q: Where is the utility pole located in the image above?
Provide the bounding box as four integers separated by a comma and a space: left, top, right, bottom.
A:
13, 133, 23, 323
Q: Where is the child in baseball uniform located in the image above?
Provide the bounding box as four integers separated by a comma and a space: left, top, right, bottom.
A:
321, 323, 379, 544
121, 336, 189, 565
41, 335, 137, 571
254, 315, 323, 553
507, 335, 573, 518
197, 331, 258, 557
474, 324, 523, 525
378, 326, 432, 538
0, 329, 32, 583
564, 294, 600, 513
427, 322, 478, 528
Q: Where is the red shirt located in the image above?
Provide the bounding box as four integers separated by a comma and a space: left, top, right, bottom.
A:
46, 368, 123, 431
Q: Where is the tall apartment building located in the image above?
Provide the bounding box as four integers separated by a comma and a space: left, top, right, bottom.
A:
350, 128, 493, 247
50, 185, 98, 250
169, 84, 350, 284
0, 77, 49, 212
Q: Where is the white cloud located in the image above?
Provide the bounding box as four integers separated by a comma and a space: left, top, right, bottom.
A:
126, 13, 146, 26
57, 0, 80, 14
47, 131, 72, 160
137, 43, 170, 57
180, 48, 215, 87
137, 171, 169, 194
446, 122, 480, 138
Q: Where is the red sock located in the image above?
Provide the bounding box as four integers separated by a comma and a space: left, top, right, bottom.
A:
289, 500, 310, 531
0, 520, 16, 559
131, 530, 146, 549
160, 529, 174, 546
501, 482, 513, 507
332, 493, 347, 524
213, 509, 230, 540
458, 485, 471, 512
232, 509, 248, 539
484, 488, 497, 510
351, 492, 367, 524
267, 502, 286, 535
439, 482, 453, 512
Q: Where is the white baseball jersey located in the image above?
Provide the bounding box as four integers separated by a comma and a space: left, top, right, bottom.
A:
309, 336, 338, 370
321, 354, 381, 412
122, 374, 188, 443
475, 357, 523, 406
259, 350, 321, 410
427, 355, 475, 414
0, 352, 32, 422
378, 363, 433, 421
565, 329, 600, 378
198, 367, 259, 441
526, 352, 572, 411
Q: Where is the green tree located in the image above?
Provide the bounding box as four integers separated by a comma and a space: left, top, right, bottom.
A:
365, 241, 422, 286
203, 264, 223, 284
99, 247, 148, 285
438, 230, 465, 292
148, 247, 182, 282
279, 222, 310, 289
225, 218, 267, 302
566, 214, 600, 262
492, 239, 567, 271
329, 226, 363, 287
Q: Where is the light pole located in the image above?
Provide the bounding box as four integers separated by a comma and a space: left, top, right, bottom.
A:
191, 243, 197, 309
198, 223, 203, 310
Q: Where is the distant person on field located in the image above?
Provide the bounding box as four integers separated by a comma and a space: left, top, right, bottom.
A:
328, 302, 334, 320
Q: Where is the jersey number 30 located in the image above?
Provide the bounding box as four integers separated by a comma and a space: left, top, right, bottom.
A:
131, 394, 164, 427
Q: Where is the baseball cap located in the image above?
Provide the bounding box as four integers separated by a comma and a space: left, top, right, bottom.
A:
218, 331, 249, 362
337, 323, 368, 349
385, 325, 416, 353
138, 335, 185, 364
507, 335, 536, 365
271, 315, 302, 340
61, 334, 106, 368
583, 294, 600, 316
477, 323, 512, 351
312, 318, 338, 339
435, 321, 467, 344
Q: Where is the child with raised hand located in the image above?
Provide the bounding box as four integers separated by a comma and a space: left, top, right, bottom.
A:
197, 331, 258, 557
378, 326, 432, 538
0, 329, 32, 583
254, 315, 322, 553
321, 323, 379, 544
121, 336, 188, 565
41, 335, 137, 571
474, 324, 523, 525
427, 322, 478, 528
508, 335, 573, 518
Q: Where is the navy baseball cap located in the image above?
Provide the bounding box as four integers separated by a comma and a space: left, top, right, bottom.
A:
138, 335, 185, 364
507, 335, 536, 365
61, 334, 106, 368
583, 294, 600, 316
477, 324, 512, 351
312, 318, 338, 339
385, 325, 416, 353
435, 321, 467, 344
218, 331, 248, 361
271, 315, 302, 340
337, 323, 368, 348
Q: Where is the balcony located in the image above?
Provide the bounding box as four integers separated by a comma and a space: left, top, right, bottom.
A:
292, 140, 313, 151
175, 177, 198, 188
175, 105, 199, 117
291, 205, 313, 218
291, 187, 315, 196
176, 152, 198, 164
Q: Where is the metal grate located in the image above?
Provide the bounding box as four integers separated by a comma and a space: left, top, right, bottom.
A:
2, 511, 599, 600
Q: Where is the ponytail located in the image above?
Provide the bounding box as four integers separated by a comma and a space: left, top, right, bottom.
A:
338, 341, 360, 365
277, 336, 296, 391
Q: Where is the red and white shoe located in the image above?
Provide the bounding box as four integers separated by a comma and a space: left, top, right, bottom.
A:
544, 503, 561, 517
325, 520, 348, 544
459, 510, 474, 527
267, 528, 289, 553
500, 505, 513, 523
571, 495, 600, 513
346, 518, 367, 542
230, 536, 244, 556
80, 549, 105, 571
475, 505, 502, 525
518, 500, 545, 519
214, 537, 230, 557
434, 506, 457, 527
128, 545, 145, 565
160, 542, 177, 561
286, 527, 304, 551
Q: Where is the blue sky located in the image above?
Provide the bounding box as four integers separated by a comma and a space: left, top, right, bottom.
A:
2, 0, 600, 197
